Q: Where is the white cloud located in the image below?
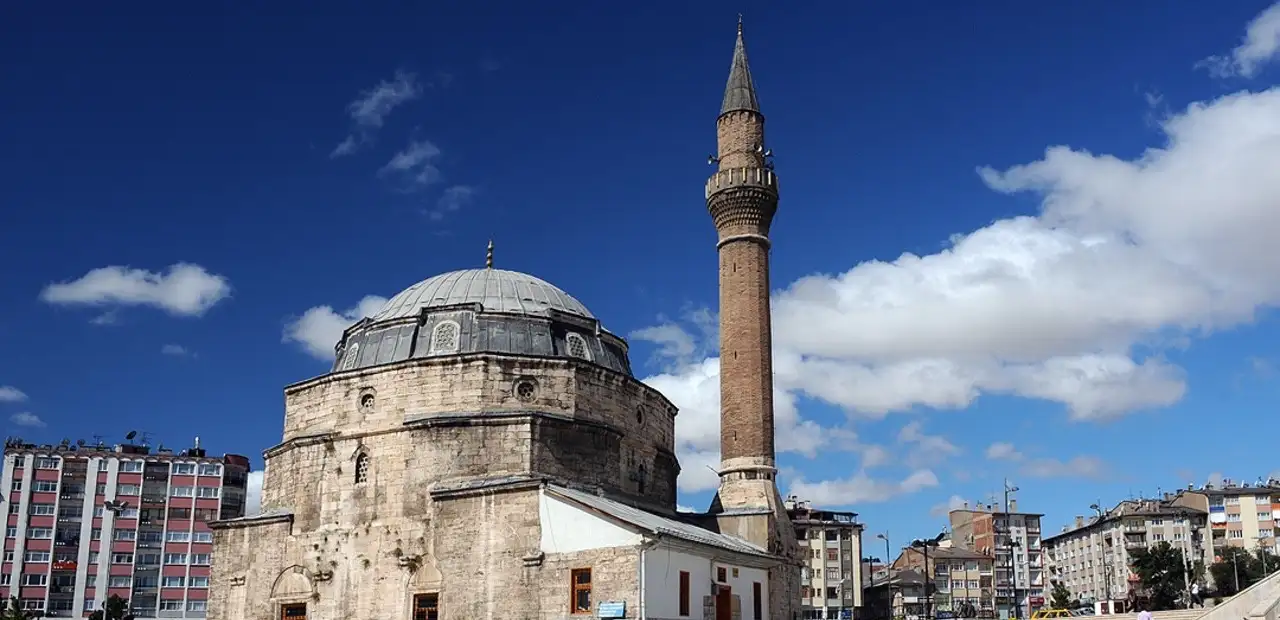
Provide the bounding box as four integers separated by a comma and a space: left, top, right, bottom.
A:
428, 185, 476, 221
40, 263, 231, 318
930, 494, 973, 517
897, 421, 961, 468
380, 140, 442, 189
789, 469, 939, 506
245, 470, 263, 516
161, 344, 192, 357
331, 71, 422, 157
9, 412, 45, 428
0, 386, 27, 403
983, 441, 1106, 480
986, 442, 1022, 461
283, 295, 388, 360
1199, 2, 1280, 78
676, 504, 696, 513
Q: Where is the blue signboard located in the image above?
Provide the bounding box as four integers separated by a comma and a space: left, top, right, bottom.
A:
598, 602, 627, 619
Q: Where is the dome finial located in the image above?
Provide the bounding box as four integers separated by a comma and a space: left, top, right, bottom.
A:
485, 239, 494, 269
738, 13, 743, 35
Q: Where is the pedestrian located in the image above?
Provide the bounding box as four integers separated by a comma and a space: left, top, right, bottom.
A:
1191, 583, 1202, 608
1137, 608, 1153, 620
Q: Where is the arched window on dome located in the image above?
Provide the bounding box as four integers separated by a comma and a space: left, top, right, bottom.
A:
354, 452, 370, 485
565, 333, 592, 361
340, 343, 360, 371
429, 320, 461, 355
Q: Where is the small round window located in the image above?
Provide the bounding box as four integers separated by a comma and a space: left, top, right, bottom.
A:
635, 407, 645, 425
359, 393, 375, 411
515, 379, 538, 403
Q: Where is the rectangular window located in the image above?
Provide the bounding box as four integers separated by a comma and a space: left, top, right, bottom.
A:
753, 582, 763, 620
119, 461, 143, 473
21, 574, 47, 586
36, 457, 59, 469
24, 551, 50, 563
112, 553, 134, 564
412, 593, 438, 620
164, 553, 188, 564
717, 566, 727, 582
159, 600, 184, 611
679, 571, 691, 617
570, 568, 592, 614
27, 527, 52, 539
188, 601, 207, 612
166, 531, 191, 542
108, 576, 132, 588
190, 553, 210, 565
12, 456, 24, 467
173, 463, 196, 475
114, 529, 136, 541
189, 576, 209, 588
171, 486, 194, 497
196, 486, 220, 498
29, 503, 55, 516
281, 603, 308, 619
161, 576, 185, 588
116, 484, 140, 495
198, 463, 222, 476
192, 531, 213, 543
33, 481, 57, 492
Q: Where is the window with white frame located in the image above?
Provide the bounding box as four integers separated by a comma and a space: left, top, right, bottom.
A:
187, 600, 207, 612
24, 551, 50, 562
166, 531, 190, 543
565, 333, 591, 360
164, 553, 188, 564
26, 528, 52, 539
116, 484, 140, 495
192, 531, 213, 543
162, 576, 185, 588
340, 343, 360, 370
112, 553, 134, 564
35, 457, 59, 469
21, 574, 47, 586
29, 504, 55, 516
159, 599, 184, 611
198, 463, 222, 476
114, 529, 136, 541
119, 460, 144, 473
108, 576, 132, 588
196, 486, 220, 499
170, 486, 194, 497
429, 320, 461, 354
172, 463, 196, 474
189, 576, 209, 588
33, 481, 57, 492
190, 553, 210, 565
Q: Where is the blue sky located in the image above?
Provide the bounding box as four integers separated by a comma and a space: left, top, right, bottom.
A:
3, 1, 1280, 552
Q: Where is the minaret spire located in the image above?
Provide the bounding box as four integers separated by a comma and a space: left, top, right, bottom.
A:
721, 16, 760, 116
485, 239, 494, 269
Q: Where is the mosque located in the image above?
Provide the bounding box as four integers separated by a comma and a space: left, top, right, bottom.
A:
209, 20, 800, 620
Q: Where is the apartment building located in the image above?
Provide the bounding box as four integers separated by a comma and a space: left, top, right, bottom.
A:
949, 502, 1045, 619
0, 438, 249, 618
788, 498, 865, 620
1178, 479, 1279, 560
1043, 495, 1207, 609
893, 546, 996, 617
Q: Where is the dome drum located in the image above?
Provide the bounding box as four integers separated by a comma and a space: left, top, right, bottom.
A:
332, 300, 632, 375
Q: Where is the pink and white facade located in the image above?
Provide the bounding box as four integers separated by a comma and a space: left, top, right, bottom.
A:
0, 441, 249, 618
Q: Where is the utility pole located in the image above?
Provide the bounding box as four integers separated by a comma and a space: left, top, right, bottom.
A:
1004, 479, 1020, 619
1090, 503, 1112, 613
1177, 511, 1191, 608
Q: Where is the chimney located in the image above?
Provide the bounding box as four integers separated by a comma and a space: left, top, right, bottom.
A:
1009, 499, 1018, 513
1074, 516, 1084, 528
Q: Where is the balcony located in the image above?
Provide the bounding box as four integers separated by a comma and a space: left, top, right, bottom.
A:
1124, 525, 1145, 533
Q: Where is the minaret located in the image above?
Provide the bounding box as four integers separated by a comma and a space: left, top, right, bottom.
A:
705, 17, 800, 620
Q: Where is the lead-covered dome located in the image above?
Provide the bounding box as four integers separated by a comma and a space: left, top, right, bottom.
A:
330, 267, 632, 376
370, 268, 595, 321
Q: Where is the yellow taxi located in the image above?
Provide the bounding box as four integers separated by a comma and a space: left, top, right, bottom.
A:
1030, 610, 1073, 620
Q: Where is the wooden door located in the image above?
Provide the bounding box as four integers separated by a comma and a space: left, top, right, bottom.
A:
716, 586, 733, 620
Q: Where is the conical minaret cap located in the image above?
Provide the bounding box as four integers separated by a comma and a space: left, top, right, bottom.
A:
720, 16, 760, 116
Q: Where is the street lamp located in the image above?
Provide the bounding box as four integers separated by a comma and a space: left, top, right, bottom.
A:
1176, 510, 1193, 609
1004, 480, 1020, 619
878, 533, 891, 570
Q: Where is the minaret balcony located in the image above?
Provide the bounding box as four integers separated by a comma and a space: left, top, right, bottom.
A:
705, 167, 778, 200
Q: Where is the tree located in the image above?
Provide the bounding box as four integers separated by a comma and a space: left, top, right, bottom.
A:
1209, 547, 1261, 597
1049, 581, 1073, 610
87, 594, 133, 620
0, 596, 42, 619
1129, 542, 1187, 610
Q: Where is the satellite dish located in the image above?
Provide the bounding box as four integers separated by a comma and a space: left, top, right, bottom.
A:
76, 439, 86, 447
60, 439, 70, 447
125, 431, 137, 441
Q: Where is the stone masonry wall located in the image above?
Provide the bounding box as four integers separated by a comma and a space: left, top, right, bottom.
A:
211, 488, 641, 620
